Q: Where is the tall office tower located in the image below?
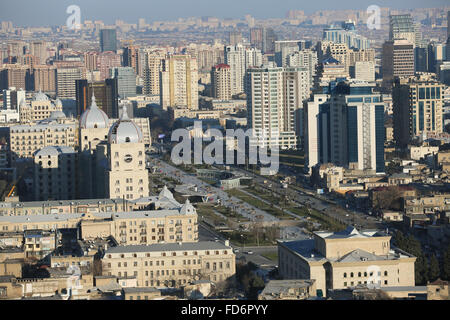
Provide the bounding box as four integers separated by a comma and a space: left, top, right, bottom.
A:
229, 31, 243, 45
143, 49, 165, 96
100, 28, 117, 52
160, 54, 199, 110
97, 51, 121, 81
96, 106, 149, 200
27, 65, 57, 92
110, 67, 136, 98
30, 41, 48, 65
0, 64, 27, 90
250, 27, 263, 51
351, 61, 375, 82
427, 42, 447, 74
224, 44, 262, 95
211, 64, 232, 100
322, 22, 370, 50
33, 146, 77, 201
389, 14, 419, 47
56, 67, 83, 99
382, 40, 415, 87
415, 47, 429, 72
245, 66, 310, 150
84, 51, 99, 72
287, 49, 318, 88
2, 88, 25, 110
76, 79, 119, 118
122, 45, 141, 75
304, 82, 385, 173
262, 28, 278, 54
393, 76, 444, 148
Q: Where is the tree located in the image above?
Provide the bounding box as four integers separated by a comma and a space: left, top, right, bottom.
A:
442, 245, 450, 281
428, 254, 440, 282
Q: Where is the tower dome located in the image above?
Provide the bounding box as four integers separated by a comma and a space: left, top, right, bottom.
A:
80, 94, 109, 129
108, 104, 143, 144
32, 90, 49, 102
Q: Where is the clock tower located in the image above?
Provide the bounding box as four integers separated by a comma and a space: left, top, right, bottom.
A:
102, 105, 149, 200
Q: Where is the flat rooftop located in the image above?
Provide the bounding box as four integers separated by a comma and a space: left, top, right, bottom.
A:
105, 241, 231, 255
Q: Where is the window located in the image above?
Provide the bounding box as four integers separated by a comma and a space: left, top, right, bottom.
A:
343, 273, 347, 278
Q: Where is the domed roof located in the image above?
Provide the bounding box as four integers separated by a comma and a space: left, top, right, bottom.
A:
108, 105, 143, 144
159, 186, 174, 200
49, 110, 66, 120
34, 146, 75, 157
54, 99, 63, 108
80, 94, 109, 129
32, 90, 49, 102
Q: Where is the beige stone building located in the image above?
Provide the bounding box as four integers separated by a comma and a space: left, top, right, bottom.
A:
33, 146, 77, 201
278, 227, 416, 297
9, 116, 78, 164
101, 241, 235, 288
0, 205, 198, 247
96, 106, 149, 201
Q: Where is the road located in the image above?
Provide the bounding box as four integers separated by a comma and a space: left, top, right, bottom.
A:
231, 167, 383, 230
147, 155, 279, 223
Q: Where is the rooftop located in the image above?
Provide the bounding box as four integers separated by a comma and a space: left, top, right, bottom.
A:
105, 241, 231, 255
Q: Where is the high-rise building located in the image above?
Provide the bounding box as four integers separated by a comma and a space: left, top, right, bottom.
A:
0, 64, 27, 90
56, 66, 83, 99
287, 49, 318, 88
160, 54, 199, 110
122, 45, 141, 75
389, 14, 420, 47
382, 40, 415, 86
323, 22, 370, 50
211, 64, 232, 100
27, 65, 56, 93
142, 49, 165, 96
97, 51, 121, 81
246, 65, 310, 150
351, 61, 375, 82
110, 67, 136, 99
29, 41, 48, 65
262, 28, 278, 54
229, 31, 243, 46
393, 75, 444, 148
2, 87, 25, 110
304, 82, 385, 173
224, 44, 262, 95
76, 79, 119, 118
250, 27, 263, 51
100, 28, 117, 53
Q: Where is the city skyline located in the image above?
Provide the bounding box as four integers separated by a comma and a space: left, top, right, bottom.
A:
1, 0, 449, 27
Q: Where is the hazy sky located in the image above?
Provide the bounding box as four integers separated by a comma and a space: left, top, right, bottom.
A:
1, 0, 448, 27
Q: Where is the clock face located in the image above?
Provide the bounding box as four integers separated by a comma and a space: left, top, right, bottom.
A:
124, 154, 133, 163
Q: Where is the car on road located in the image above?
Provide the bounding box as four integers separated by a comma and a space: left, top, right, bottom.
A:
233, 249, 239, 253
245, 251, 254, 255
